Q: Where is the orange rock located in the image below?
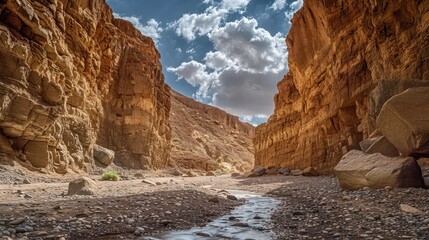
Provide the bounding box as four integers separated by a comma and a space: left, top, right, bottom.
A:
0, 0, 170, 172
254, 0, 429, 174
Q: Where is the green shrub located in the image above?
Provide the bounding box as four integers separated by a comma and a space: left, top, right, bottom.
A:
101, 170, 119, 181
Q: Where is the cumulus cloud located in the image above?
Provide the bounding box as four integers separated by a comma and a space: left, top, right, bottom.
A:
284, 0, 304, 23
114, 14, 163, 43
168, 17, 288, 119
270, 0, 286, 11
208, 17, 287, 73
169, 0, 250, 41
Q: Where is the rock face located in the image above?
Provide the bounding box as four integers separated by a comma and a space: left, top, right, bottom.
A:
0, 0, 170, 172
377, 87, 429, 157
254, 0, 429, 174
334, 150, 423, 190
170, 90, 254, 172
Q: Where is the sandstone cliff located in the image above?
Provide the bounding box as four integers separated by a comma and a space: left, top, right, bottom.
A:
170, 90, 254, 172
254, 0, 429, 174
0, 0, 171, 173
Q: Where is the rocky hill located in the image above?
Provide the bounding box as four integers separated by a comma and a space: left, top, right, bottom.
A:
170, 90, 254, 172
0, 0, 171, 173
254, 0, 429, 174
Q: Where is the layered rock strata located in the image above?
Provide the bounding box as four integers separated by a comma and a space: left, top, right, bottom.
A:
254, 0, 429, 174
170, 90, 254, 172
0, 0, 170, 173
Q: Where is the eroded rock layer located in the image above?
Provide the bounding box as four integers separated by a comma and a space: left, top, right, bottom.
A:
254, 0, 429, 174
0, 0, 171, 173
170, 90, 254, 172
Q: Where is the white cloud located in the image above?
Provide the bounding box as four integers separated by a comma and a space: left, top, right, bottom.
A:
270, 0, 286, 11
113, 14, 163, 43
221, 0, 251, 11
284, 0, 304, 23
169, 17, 288, 119
208, 17, 287, 73
169, 0, 250, 41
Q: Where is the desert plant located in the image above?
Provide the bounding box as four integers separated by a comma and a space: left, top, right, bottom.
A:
101, 170, 119, 181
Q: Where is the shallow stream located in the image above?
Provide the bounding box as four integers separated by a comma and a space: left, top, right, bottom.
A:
144, 190, 280, 240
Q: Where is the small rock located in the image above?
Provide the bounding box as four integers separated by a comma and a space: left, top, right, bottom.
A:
232, 222, 249, 227
227, 195, 238, 200
22, 179, 31, 184
209, 197, 219, 203
231, 172, 241, 178
228, 216, 236, 221
206, 171, 216, 176
67, 177, 97, 196
400, 204, 423, 214
196, 232, 211, 237
290, 169, 302, 176
142, 180, 157, 186
9, 218, 25, 225
134, 227, 145, 235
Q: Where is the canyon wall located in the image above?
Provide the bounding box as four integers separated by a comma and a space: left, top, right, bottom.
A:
254, 0, 429, 174
0, 0, 171, 173
170, 90, 254, 172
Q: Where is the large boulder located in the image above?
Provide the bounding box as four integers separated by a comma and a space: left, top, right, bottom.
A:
366, 136, 399, 157
377, 87, 429, 157
67, 177, 98, 196
334, 150, 423, 190
417, 158, 429, 188
93, 144, 115, 166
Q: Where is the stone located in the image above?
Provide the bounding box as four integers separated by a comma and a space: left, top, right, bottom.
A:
171, 169, 183, 176
291, 170, 302, 176
251, 166, 266, 176
417, 158, 429, 188
9, 218, 25, 225
377, 87, 429, 157
22, 179, 31, 184
24, 141, 49, 168
400, 204, 423, 214
206, 171, 216, 176
67, 177, 98, 196
302, 167, 319, 176
254, 0, 429, 174
334, 150, 423, 190
93, 145, 115, 166
227, 195, 238, 200
184, 171, 197, 177
231, 172, 241, 178
266, 166, 281, 175
365, 136, 399, 157
278, 167, 291, 175
208, 197, 219, 203
142, 180, 157, 186
359, 137, 382, 152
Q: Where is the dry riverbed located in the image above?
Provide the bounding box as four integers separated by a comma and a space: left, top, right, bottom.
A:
0, 164, 428, 240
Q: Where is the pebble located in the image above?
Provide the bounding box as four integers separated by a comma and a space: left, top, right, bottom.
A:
227, 195, 238, 200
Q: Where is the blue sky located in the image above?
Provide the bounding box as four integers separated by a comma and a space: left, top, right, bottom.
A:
106, 0, 303, 125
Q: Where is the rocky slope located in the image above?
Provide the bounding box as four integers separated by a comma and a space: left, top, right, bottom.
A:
170, 90, 254, 172
0, 0, 171, 173
254, 0, 429, 174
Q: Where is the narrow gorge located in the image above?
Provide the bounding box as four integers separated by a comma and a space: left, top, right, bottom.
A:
254, 0, 429, 174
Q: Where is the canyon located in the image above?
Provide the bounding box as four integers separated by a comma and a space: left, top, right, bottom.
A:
254, 0, 429, 174
0, 0, 253, 174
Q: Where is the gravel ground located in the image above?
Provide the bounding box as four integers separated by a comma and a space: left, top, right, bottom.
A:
269, 176, 429, 240
1, 168, 429, 240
